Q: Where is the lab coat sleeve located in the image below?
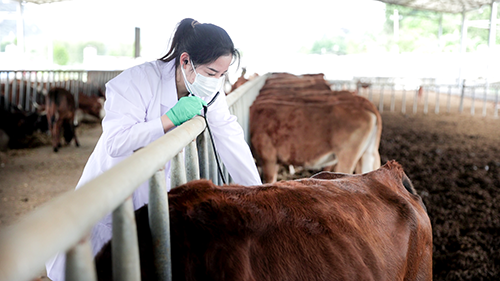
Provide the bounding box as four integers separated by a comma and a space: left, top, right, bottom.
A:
206, 92, 262, 186
102, 67, 165, 157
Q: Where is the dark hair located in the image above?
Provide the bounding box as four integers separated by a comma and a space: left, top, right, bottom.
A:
159, 18, 240, 68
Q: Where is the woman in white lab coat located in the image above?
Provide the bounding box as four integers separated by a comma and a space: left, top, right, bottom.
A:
46, 18, 262, 281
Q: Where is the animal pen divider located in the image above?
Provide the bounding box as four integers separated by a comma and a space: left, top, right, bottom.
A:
329, 78, 500, 118
0, 70, 120, 111
0, 74, 269, 281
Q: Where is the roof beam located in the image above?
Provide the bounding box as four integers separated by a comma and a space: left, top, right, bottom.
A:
376, 0, 495, 14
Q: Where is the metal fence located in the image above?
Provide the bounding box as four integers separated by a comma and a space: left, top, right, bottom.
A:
0, 70, 121, 111
329, 77, 500, 118
0, 74, 268, 281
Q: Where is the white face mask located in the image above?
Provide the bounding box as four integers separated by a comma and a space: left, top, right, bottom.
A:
181, 60, 225, 98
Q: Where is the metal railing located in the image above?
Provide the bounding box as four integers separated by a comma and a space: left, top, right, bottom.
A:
0, 70, 121, 111
329, 78, 500, 118
0, 74, 268, 281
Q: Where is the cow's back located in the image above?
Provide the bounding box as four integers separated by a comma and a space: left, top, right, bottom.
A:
95, 161, 432, 281
250, 92, 377, 167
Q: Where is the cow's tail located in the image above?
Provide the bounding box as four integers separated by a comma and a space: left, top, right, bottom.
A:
373, 108, 383, 164
357, 99, 383, 173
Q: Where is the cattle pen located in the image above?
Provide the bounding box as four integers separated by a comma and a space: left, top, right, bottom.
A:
1, 69, 499, 280
0, 74, 268, 281
0, 70, 119, 112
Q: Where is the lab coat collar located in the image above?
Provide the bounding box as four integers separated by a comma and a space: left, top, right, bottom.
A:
158, 59, 179, 112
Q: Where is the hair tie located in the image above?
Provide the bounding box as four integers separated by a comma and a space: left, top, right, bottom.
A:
191, 20, 200, 28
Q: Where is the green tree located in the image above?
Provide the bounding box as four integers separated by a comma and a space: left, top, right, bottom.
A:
310, 36, 347, 55
384, 3, 500, 53
53, 42, 69, 65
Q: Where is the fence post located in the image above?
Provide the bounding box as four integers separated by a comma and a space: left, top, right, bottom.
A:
12, 72, 17, 108
471, 86, 476, 115
112, 197, 141, 281
65, 236, 97, 281
185, 140, 200, 181
206, 129, 218, 185
459, 79, 466, 113
413, 87, 418, 114
20, 71, 25, 110
197, 130, 209, 180
494, 88, 499, 118
435, 85, 440, 114
378, 84, 384, 113
148, 170, 172, 281
4, 72, 10, 109
171, 151, 187, 188
482, 85, 488, 117
402, 89, 407, 114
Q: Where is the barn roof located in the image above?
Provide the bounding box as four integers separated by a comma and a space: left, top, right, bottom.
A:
376, 0, 496, 13
23, 0, 70, 4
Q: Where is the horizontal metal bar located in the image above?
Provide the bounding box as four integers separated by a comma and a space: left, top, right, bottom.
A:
0, 116, 206, 281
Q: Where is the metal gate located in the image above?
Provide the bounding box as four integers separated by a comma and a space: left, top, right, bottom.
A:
0, 74, 268, 281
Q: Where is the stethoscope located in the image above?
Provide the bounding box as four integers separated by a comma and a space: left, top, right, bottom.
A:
189, 90, 227, 185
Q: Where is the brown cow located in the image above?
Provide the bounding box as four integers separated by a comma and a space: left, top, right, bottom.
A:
250, 87, 382, 183
77, 93, 105, 122
46, 87, 79, 152
229, 68, 260, 94
94, 161, 432, 281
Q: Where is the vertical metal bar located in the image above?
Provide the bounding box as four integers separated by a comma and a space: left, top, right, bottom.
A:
185, 140, 200, 181
489, 2, 498, 47
402, 89, 406, 114
135, 27, 141, 58
471, 86, 475, 115
4, 72, 11, 109
112, 197, 141, 281
19, 71, 25, 110
424, 85, 429, 114
66, 72, 70, 90
33, 71, 40, 111
65, 236, 97, 281
368, 85, 373, 101
171, 151, 187, 188
447, 85, 452, 113
413, 87, 418, 114
223, 166, 229, 186
12, 72, 18, 108
482, 85, 488, 117
435, 85, 440, 114
378, 84, 384, 113
197, 130, 209, 180
390, 84, 395, 112
459, 80, 465, 113
458, 12, 467, 87
25, 71, 31, 111
206, 131, 218, 185
494, 88, 499, 118
148, 170, 172, 281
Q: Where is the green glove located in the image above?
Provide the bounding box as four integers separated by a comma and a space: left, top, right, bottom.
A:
166, 96, 207, 126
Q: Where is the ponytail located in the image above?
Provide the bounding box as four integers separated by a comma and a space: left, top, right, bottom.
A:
159, 18, 240, 68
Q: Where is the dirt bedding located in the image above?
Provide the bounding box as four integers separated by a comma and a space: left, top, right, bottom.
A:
277, 111, 500, 280
379, 112, 500, 280
1, 110, 499, 280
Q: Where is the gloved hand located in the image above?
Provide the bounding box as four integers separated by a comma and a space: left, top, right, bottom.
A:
166, 96, 207, 126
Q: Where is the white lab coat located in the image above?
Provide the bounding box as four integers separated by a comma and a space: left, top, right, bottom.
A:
46, 59, 262, 281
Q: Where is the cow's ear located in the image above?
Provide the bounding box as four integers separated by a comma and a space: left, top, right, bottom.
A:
310, 171, 349, 180
402, 173, 417, 195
